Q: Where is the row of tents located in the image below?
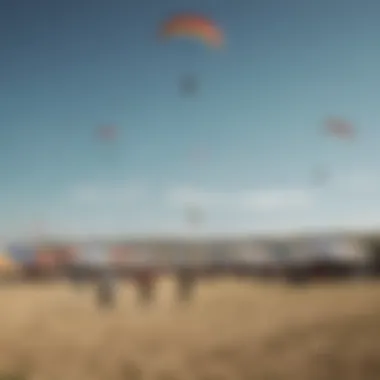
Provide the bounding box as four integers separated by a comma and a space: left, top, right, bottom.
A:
0, 243, 154, 279
0, 235, 378, 281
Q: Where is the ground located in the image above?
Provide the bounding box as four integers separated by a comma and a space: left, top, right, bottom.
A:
0, 277, 379, 380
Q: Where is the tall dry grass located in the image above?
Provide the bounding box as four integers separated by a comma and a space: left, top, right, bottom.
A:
0, 277, 379, 380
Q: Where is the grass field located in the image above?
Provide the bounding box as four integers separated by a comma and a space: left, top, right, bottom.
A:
0, 278, 379, 380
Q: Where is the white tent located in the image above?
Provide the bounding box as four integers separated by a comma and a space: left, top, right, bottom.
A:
236, 242, 279, 266
74, 243, 110, 267
305, 237, 370, 265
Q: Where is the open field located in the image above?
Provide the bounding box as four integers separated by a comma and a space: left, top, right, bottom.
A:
0, 278, 379, 380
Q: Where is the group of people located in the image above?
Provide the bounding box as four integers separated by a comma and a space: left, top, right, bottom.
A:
95, 267, 197, 309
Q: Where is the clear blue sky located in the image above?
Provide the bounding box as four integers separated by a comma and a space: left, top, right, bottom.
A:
1, 0, 380, 240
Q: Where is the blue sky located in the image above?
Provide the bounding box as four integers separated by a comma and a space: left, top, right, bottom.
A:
1, 0, 380, 240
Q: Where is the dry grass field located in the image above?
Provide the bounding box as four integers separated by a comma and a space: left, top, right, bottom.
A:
0, 277, 379, 380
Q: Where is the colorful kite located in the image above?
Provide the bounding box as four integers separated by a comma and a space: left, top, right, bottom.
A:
97, 125, 117, 141
324, 117, 355, 139
159, 13, 224, 48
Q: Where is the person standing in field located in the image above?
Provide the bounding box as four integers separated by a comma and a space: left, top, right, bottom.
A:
96, 269, 116, 309
68, 264, 84, 290
134, 266, 157, 306
176, 266, 197, 303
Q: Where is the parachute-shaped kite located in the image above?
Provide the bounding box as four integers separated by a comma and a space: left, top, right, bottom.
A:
159, 13, 224, 48
324, 117, 354, 140
159, 13, 223, 97
97, 125, 117, 142
94, 125, 120, 176
313, 116, 356, 187
189, 144, 209, 166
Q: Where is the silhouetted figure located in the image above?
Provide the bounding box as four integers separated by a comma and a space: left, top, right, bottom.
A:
179, 74, 198, 97
134, 268, 156, 306
96, 270, 116, 309
69, 265, 84, 290
176, 267, 196, 303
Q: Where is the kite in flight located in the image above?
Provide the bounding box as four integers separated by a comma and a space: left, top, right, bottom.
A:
312, 116, 357, 187
159, 13, 224, 48
324, 117, 355, 140
158, 13, 224, 96
97, 125, 118, 142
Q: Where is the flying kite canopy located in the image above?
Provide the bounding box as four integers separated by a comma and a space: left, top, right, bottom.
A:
97, 125, 117, 141
190, 144, 209, 165
324, 117, 354, 139
159, 13, 224, 48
